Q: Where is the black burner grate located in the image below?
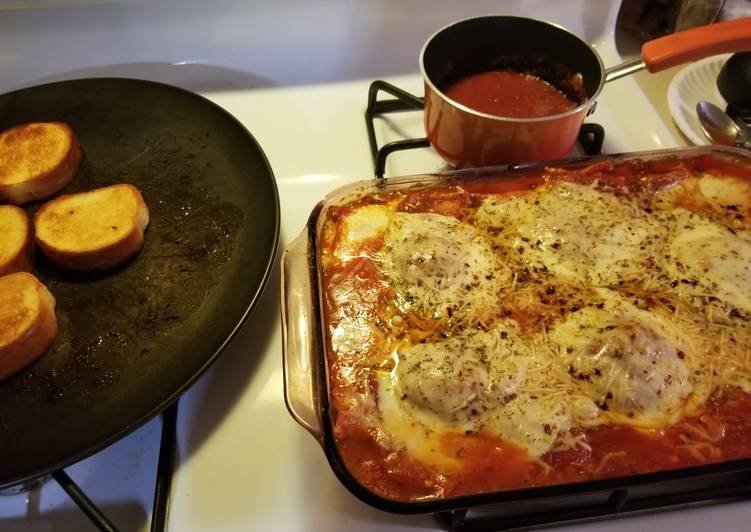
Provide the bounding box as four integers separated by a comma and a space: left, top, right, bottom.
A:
12, 402, 178, 532
433, 475, 751, 531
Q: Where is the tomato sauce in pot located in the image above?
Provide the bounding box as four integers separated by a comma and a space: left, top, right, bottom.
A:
444, 69, 578, 118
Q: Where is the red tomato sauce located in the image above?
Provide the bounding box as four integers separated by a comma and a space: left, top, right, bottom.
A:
398, 186, 474, 216
334, 388, 751, 501
688, 153, 751, 181
461, 174, 546, 195
445, 69, 577, 118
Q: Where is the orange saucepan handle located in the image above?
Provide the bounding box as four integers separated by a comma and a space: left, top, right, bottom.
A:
643, 16, 751, 73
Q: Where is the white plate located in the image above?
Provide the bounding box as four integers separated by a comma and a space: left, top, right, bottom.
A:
668, 54, 731, 145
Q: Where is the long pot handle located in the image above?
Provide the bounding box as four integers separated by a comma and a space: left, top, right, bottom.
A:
606, 16, 751, 83
281, 220, 326, 445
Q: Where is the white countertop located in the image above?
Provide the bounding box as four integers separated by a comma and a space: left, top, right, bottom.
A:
0, 1, 750, 530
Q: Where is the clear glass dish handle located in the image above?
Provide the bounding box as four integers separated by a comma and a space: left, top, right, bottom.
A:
281, 226, 325, 445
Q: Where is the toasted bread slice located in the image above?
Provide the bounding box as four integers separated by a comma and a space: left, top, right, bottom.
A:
34, 184, 149, 271
0, 122, 81, 204
0, 205, 33, 276
0, 272, 57, 379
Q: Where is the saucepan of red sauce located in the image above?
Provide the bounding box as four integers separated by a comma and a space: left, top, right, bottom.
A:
421, 15, 751, 167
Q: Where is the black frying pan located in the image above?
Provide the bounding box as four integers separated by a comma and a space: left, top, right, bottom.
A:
0, 78, 279, 488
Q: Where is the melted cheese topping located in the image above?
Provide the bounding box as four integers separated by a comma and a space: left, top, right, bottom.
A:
381, 325, 599, 462
382, 212, 506, 323
474, 182, 664, 287
548, 289, 693, 427
655, 173, 751, 230
656, 208, 751, 315
334, 204, 391, 261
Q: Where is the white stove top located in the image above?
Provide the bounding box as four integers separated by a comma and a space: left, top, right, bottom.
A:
1, 1, 750, 530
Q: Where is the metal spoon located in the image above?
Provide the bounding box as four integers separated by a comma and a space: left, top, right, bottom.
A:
696, 100, 751, 149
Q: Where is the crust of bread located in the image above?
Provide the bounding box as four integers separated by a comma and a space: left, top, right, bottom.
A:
0, 272, 57, 380
34, 184, 149, 271
0, 122, 81, 204
0, 205, 34, 276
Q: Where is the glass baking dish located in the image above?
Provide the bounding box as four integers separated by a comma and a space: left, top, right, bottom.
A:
281, 145, 751, 516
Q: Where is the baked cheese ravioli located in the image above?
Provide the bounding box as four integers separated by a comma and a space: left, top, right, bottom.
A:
317, 152, 751, 502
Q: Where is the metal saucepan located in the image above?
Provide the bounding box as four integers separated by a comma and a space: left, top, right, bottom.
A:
420, 15, 751, 167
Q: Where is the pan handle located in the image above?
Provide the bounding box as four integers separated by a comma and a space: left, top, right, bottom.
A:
606, 17, 751, 82
281, 223, 326, 445
643, 17, 751, 72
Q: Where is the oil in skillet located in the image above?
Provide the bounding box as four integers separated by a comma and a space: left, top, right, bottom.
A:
444, 69, 577, 118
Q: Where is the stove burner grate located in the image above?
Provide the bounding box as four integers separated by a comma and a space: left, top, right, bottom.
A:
5, 403, 178, 532
433, 477, 751, 531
